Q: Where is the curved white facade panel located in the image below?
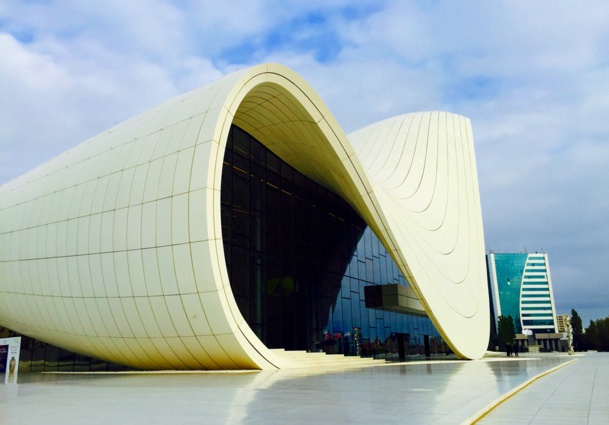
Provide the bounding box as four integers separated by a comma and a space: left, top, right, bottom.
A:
349, 113, 488, 359
0, 64, 488, 369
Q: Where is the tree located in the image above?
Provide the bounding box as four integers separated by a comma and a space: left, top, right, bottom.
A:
597, 318, 609, 351
584, 317, 609, 351
571, 309, 583, 351
497, 315, 516, 351
584, 320, 597, 350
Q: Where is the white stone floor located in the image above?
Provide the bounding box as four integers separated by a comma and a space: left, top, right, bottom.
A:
477, 351, 609, 425
0, 353, 597, 425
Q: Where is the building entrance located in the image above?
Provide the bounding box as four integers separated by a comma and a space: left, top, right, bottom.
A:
221, 125, 444, 354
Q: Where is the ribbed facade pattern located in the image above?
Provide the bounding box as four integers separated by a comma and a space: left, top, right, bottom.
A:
488, 252, 557, 334
520, 253, 557, 330
0, 64, 489, 369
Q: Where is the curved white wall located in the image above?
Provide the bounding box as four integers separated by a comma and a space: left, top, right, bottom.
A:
0, 63, 489, 369
349, 113, 489, 358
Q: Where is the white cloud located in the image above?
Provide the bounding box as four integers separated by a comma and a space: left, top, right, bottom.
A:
1, 0, 608, 323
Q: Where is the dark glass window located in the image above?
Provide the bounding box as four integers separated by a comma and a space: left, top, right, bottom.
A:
221, 125, 445, 356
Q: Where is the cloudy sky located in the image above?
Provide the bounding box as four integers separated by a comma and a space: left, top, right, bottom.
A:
1, 1, 608, 326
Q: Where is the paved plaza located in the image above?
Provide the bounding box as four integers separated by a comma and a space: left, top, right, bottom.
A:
1, 352, 606, 424
477, 352, 608, 425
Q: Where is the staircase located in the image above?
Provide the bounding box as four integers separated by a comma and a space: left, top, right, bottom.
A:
270, 349, 386, 370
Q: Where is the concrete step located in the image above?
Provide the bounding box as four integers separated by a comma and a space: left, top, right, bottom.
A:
270, 349, 385, 369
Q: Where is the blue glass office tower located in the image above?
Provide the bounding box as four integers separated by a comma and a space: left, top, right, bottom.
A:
487, 252, 559, 350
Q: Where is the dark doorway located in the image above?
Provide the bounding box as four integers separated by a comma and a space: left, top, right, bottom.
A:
424, 335, 431, 358
397, 333, 409, 361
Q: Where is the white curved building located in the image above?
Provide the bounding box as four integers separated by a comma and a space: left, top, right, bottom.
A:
0, 63, 488, 370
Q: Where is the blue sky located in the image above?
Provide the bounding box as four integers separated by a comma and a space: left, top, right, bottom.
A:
1, 0, 608, 326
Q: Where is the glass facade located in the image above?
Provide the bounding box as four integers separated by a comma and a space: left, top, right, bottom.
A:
221, 125, 445, 357
0, 332, 129, 372
488, 253, 556, 334
491, 253, 527, 333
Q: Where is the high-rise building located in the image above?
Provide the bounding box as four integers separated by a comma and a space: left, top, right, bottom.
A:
556, 313, 573, 352
556, 314, 570, 333
487, 252, 561, 351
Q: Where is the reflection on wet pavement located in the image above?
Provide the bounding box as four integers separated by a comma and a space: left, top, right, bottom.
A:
0, 353, 578, 424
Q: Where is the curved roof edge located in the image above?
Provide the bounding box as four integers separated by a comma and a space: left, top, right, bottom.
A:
209, 64, 489, 360
0, 63, 489, 370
